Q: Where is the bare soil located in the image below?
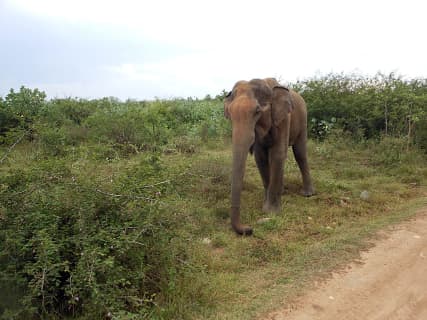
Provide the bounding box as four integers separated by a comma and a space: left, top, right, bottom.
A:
262, 208, 427, 320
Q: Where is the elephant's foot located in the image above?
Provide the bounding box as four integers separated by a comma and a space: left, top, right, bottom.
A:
231, 207, 253, 235
301, 186, 315, 197
232, 222, 253, 236
262, 201, 281, 213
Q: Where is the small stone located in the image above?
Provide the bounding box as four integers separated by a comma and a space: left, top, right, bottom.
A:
202, 237, 211, 245
360, 190, 370, 201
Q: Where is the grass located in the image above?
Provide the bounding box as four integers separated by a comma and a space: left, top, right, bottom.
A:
1, 133, 426, 319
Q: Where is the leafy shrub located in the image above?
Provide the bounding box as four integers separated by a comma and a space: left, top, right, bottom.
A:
3, 86, 46, 123
83, 99, 227, 156
0, 87, 46, 144
172, 136, 198, 154
0, 158, 195, 319
414, 114, 427, 152
368, 136, 408, 166
39, 98, 97, 127
309, 117, 336, 140
35, 125, 67, 156
85, 106, 167, 155
299, 73, 427, 141
0, 105, 20, 137
64, 125, 89, 145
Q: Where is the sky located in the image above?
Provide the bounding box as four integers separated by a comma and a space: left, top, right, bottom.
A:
1, 0, 426, 100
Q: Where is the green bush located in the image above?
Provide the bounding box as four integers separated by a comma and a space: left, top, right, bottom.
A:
0, 158, 193, 319
36, 125, 67, 156
309, 117, 336, 140
0, 86, 46, 133
39, 98, 97, 127
82, 99, 228, 156
3, 86, 46, 123
0, 87, 46, 145
298, 73, 427, 141
414, 114, 427, 152
368, 136, 407, 166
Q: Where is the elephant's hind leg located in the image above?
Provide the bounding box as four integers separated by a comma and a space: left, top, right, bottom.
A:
292, 139, 315, 196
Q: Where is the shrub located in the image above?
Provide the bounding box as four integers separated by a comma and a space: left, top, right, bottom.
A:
0, 87, 46, 145
4, 86, 46, 122
309, 117, 336, 140
0, 158, 193, 319
36, 125, 67, 156
414, 114, 427, 152
300, 73, 427, 141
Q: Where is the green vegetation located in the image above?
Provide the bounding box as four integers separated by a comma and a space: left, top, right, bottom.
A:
1, 74, 426, 319
297, 73, 427, 148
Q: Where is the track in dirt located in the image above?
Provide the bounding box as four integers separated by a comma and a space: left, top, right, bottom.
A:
262, 208, 427, 320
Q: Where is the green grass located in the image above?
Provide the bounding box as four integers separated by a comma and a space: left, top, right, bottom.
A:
92, 138, 426, 319
170, 142, 427, 319
155, 137, 427, 320
1, 129, 426, 319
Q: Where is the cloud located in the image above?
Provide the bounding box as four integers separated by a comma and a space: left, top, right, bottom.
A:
104, 50, 287, 99
2, 0, 427, 99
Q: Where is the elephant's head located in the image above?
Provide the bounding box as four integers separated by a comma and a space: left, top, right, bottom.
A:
224, 78, 294, 235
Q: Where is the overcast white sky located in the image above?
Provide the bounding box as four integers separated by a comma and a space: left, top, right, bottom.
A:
1, 0, 426, 100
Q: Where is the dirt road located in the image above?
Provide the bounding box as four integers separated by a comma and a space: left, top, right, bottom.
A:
263, 208, 427, 320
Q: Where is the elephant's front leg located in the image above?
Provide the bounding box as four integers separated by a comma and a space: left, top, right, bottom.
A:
263, 145, 287, 213
254, 143, 270, 201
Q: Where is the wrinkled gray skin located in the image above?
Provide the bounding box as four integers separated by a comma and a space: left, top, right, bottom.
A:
224, 78, 314, 235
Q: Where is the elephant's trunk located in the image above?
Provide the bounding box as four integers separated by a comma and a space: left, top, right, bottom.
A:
230, 134, 253, 235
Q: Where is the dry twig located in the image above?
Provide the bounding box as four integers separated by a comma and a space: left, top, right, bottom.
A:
0, 130, 28, 164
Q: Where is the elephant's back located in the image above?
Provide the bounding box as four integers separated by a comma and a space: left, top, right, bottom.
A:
290, 90, 307, 113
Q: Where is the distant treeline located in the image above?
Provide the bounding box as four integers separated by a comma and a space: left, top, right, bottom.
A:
1, 72, 426, 151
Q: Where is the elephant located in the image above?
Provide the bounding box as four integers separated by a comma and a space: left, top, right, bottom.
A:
223, 78, 314, 235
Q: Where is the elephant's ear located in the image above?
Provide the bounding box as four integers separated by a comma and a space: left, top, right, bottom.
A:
272, 86, 294, 126
223, 91, 232, 119
249, 79, 272, 107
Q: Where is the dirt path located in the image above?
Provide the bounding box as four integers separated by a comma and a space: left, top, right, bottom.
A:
263, 208, 427, 320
